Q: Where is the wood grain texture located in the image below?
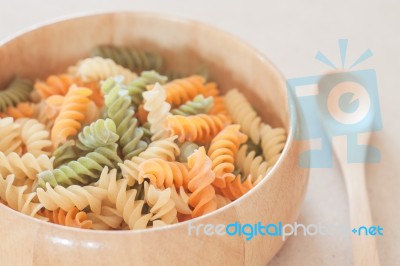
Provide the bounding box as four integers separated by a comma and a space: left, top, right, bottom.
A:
0, 12, 309, 266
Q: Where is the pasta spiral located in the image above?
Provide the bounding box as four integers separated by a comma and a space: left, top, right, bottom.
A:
171, 95, 214, 116
87, 206, 123, 230
34, 99, 61, 130
0, 152, 54, 181
144, 182, 178, 226
52, 140, 78, 168
224, 89, 263, 144
37, 144, 122, 188
36, 182, 107, 214
138, 158, 189, 189
0, 102, 35, 119
69, 57, 137, 84
170, 186, 191, 216
166, 113, 231, 143
142, 83, 171, 140
178, 141, 199, 163
0, 77, 33, 112
207, 124, 247, 188
34, 74, 74, 99
16, 118, 52, 156
102, 78, 148, 159
235, 144, 268, 182
127, 70, 168, 109
40, 207, 93, 229
76, 118, 119, 151
208, 96, 229, 116
218, 175, 254, 201
0, 174, 42, 217
0, 117, 22, 155
260, 123, 287, 168
120, 136, 180, 186
164, 75, 219, 107
187, 147, 217, 218
51, 86, 92, 148
91, 45, 163, 73
95, 167, 147, 229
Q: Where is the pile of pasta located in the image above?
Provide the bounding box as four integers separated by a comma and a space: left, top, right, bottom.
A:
0, 45, 287, 230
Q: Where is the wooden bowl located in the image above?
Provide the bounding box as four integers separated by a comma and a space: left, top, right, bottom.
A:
0, 12, 309, 265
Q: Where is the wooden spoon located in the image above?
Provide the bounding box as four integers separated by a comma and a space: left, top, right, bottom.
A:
318, 75, 380, 266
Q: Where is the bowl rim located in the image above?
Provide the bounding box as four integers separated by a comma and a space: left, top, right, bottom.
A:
0, 10, 298, 235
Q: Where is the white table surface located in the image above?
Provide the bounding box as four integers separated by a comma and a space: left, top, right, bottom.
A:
0, 0, 398, 265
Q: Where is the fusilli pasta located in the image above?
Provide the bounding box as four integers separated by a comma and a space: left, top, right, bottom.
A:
0, 117, 22, 155
91, 45, 163, 73
51, 86, 92, 148
207, 125, 247, 188
166, 113, 231, 143
187, 147, 217, 218
0, 77, 33, 112
0, 174, 42, 217
127, 70, 167, 109
69, 57, 137, 84
102, 78, 148, 159
142, 83, 171, 140
224, 89, 262, 144
16, 118, 52, 156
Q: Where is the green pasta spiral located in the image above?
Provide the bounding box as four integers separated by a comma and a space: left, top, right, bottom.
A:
0, 77, 33, 112
76, 119, 119, 151
178, 141, 199, 162
127, 70, 167, 109
171, 95, 214, 116
91, 45, 163, 73
53, 140, 78, 168
102, 78, 148, 159
37, 144, 122, 188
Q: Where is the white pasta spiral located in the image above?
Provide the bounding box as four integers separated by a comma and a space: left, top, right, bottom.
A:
36, 183, 108, 214
93, 167, 150, 230
235, 144, 268, 182
0, 152, 54, 181
144, 182, 177, 225
0, 174, 42, 217
143, 83, 171, 140
0, 117, 22, 155
87, 206, 123, 230
120, 136, 180, 185
69, 57, 137, 84
260, 123, 287, 168
224, 89, 262, 144
170, 185, 191, 215
16, 118, 52, 156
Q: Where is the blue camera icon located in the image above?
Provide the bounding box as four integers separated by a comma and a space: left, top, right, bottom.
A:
287, 69, 382, 168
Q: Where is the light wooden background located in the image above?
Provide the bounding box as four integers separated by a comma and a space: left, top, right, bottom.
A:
0, 0, 398, 265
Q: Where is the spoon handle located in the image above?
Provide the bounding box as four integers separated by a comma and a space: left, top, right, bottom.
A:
342, 164, 380, 266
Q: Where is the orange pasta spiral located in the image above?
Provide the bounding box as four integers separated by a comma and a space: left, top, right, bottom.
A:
40, 207, 92, 229
207, 124, 247, 188
187, 147, 217, 218
164, 75, 219, 107
138, 158, 189, 189
51, 86, 92, 147
0, 102, 34, 119
166, 113, 231, 143
207, 96, 229, 116
34, 74, 104, 107
34, 75, 75, 99
218, 175, 255, 200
